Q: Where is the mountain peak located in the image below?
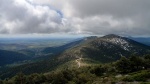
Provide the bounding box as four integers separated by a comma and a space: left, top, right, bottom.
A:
103, 34, 121, 38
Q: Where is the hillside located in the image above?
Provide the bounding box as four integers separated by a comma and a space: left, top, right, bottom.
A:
2, 55, 150, 84
0, 36, 97, 79
0, 34, 150, 79
58, 34, 150, 63
41, 39, 83, 54
0, 50, 30, 66
41, 37, 97, 55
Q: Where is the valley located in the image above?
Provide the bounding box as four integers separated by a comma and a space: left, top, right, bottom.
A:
0, 38, 77, 67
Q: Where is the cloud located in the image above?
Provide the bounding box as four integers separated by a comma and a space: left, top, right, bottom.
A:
62, 0, 150, 36
0, 0, 73, 34
0, 0, 150, 36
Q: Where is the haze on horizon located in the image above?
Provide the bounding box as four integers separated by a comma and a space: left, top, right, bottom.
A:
0, 0, 150, 37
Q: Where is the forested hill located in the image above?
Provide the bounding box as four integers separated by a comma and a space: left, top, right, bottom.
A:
0, 49, 30, 66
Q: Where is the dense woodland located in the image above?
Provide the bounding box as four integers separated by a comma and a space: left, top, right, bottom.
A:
1, 54, 150, 84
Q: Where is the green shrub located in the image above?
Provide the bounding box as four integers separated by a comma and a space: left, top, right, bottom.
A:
90, 65, 106, 76
122, 70, 150, 82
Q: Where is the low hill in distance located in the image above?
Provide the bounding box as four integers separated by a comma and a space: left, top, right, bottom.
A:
129, 37, 150, 46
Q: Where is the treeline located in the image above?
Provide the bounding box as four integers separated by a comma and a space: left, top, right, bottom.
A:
1, 55, 150, 84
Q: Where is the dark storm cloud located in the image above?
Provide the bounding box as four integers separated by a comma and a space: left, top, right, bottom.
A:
70, 0, 150, 18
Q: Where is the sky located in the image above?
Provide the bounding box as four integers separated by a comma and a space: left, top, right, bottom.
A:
0, 0, 150, 37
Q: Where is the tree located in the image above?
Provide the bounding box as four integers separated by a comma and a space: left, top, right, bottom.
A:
115, 56, 131, 73
90, 65, 106, 76
13, 72, 26, 84
129, 56, 144, 72
144, 54, 150, 69
26, 73, 46, 84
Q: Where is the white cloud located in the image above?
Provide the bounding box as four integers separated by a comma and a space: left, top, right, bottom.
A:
0, 0, 73, 34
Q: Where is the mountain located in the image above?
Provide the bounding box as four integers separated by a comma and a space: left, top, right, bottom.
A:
0, 36, 98, 79
58, 34, 150, 63
1, 34, 150, 79
0, 49, 30, 66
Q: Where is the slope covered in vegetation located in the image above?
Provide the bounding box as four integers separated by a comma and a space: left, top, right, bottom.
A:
1, 54, 150, 84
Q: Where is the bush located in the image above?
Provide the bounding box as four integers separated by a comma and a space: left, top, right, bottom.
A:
90, 65, 106, 76
115, 56, 131, 73
122, 70, 150, 82
115, 56, 148, 74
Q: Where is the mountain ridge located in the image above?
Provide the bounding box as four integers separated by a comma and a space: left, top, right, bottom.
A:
0, 34, 150, 79
58, 34, 150, 62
